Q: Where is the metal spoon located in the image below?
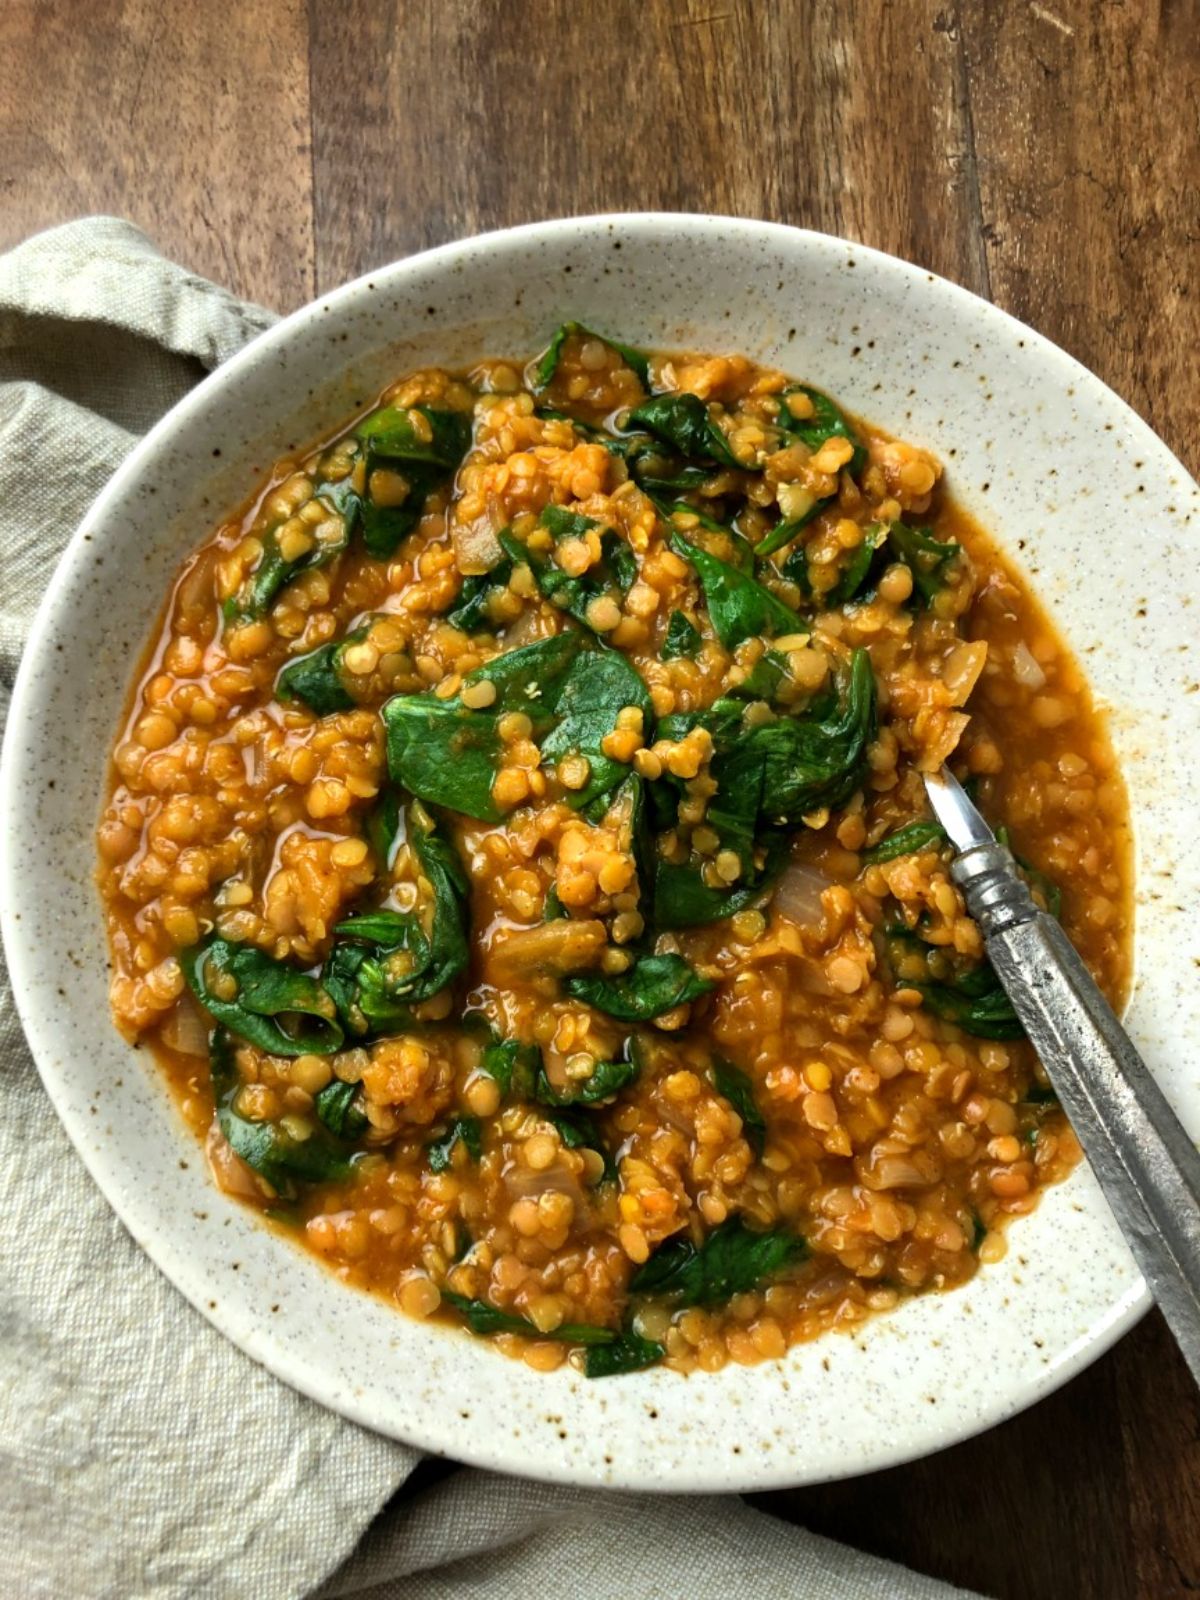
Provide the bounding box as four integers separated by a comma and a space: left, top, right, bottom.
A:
924, 768, 1200, 1386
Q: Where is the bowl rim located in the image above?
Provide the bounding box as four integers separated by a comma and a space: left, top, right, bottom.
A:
5, 210, 1195, 1491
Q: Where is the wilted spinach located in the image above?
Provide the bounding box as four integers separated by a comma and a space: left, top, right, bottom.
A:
276, 626, 367, 715
181, 938, 343, 1056
539, 646, 653, 809
627, 392, 742, 469
775, 384, 867, 478
533, 322, 651, 390
670, 531, 801, 649
314, 1078, 368, 1139
861, 819, 948, 865
427, 1116, 483, 1172
885, 521, 959, 605
500, 508, 637, 635
446, 555, 514, 633
712, 1058, 766, 1157
382, 632, 583, 821
884, 927, 1023, 1041
662, 609, 702, 660
565, 952, 714, 1023
209, 1029, 356, 1196
322, 810, 469, 1037
629, 1216, 807, 1307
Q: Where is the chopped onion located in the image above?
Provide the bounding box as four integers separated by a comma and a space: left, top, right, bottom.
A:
1011, 639, 1047, 692
452, 515, 502, 576
206, 1124, 269, 1202
773, 862, 833, 929
504, 1164, 588, 1214
497, 604, 545, 650
941, 640, 988, 706
161, 996, 210, 1057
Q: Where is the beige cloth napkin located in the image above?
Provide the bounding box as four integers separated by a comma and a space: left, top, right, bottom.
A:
0, 217, 980, 1600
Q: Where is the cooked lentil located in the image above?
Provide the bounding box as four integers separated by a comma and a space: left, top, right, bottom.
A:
99, 325, 1131, 1378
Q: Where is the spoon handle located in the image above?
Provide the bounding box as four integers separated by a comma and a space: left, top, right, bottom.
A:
953, 841, 1200, 1387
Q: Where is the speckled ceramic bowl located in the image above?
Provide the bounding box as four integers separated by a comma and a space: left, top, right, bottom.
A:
3, 215, 1199, 1491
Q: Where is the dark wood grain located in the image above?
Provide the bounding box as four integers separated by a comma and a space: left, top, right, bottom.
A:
2, 2, 1199, 1595
0, 0, 314, 310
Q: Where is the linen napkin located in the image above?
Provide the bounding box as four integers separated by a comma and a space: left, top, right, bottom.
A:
0, 217, 979, 1600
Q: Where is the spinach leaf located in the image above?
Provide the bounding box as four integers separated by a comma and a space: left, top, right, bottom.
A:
633, 460, 716, 495
210, 1030, 356, 1197
753, 490, 823, 558
446, 557, 513, 633
1022, 1082, 1059, 1106
627, 392, 742, 469
535, 1056, 639, 1107
583, 1331, 665, 1378
356, 404, 473, 469
565, 953, 714, 1023
500, 511, 636, 635
382, 633, 583, 821
662, 609, 701, 660
353, 406, 472, 559
533, 322, 651, 390
366, 790, 403, 870
539, 647, 653, 809
629, 1217, 807, 1307
224, 476, 357, 623
652, 831, 789, 930
884, 928, 1023, 1041
862, 819, 948, 865
277, 626, 367, 715
748, 647, 877, 821
780, 521, 888, 607
543, 1106, 617, 1184
542, 884, 566, 922
826, 522, 890, 606
712, 1058, 766, 1157
776, 384, 867, 478
314, 1078, 368, 1139
468, 629, 583, 712
427, 1116, 483, 1172
730, 649, 789, 703
322, 810, 469, 1036
649, 496, 755, 572
605, 773, 655, 903
969, 1211, 987, 1251
480, 1034, 541, 1100
886, 521, 959, 605
443, 1291, 619, 1346
670, 532, 800, 649
182, 938, 343, 1056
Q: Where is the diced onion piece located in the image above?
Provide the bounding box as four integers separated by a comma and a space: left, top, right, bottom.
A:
161, 996, 211, 1057
205, 1123, 270, 1202
778, 482, 817, 521
1011, 640, 1047, 692
453, 515, 502, 576
857, 1146, 942, 1190
487, 918, 608, 984
504, 1164, 587, 1214
941, 640, 988, 707
773, 862, 833, 929
918, 711, 971, 772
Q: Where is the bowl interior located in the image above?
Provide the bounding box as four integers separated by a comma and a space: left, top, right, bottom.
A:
4, 214, 1199, 1490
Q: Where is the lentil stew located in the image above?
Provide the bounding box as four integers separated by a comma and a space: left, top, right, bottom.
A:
98, 325, 1131, 1378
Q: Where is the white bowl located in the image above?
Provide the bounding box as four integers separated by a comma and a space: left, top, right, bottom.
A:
3, 215, 1199, 1491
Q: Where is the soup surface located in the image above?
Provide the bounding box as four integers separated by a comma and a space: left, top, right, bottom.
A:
98, 327, 1131, 1378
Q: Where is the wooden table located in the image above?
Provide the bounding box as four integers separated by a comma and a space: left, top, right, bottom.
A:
3, 2, 1198, 1594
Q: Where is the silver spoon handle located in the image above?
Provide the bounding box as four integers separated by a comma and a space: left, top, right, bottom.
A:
953, 842, 1200, 1387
